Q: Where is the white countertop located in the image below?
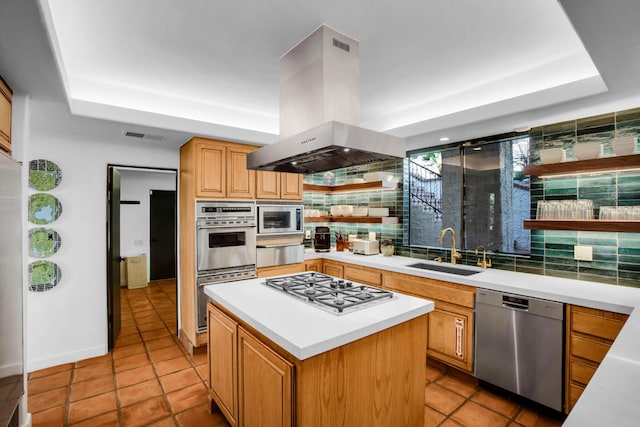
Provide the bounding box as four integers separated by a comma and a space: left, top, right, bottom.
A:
203, 276, 433, 360
306, 250, 640, 426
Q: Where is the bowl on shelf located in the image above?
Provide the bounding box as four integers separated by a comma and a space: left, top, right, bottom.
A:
344, 178, 365, 184
573, 142, 602, 161
352, 207, 369, 216
612, 136, 637, 156
363, 172, 393, 182
539, 148, 566, 164
368, 207, 389, 217
340, 205, 353, 216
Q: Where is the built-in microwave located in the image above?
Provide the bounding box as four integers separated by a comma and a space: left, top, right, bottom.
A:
257, 202, 303, 236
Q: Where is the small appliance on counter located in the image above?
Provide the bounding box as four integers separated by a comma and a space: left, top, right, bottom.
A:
314, 226, 331, 252
353, 239, 379, 255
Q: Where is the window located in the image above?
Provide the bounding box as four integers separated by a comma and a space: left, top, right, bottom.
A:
408, 136, 530, 255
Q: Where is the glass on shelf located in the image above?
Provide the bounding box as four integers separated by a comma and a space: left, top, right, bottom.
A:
599, 206, 640, 220
536, 200, 594, 220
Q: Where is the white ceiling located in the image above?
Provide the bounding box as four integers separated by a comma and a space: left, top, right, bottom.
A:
2, 0, 640, 150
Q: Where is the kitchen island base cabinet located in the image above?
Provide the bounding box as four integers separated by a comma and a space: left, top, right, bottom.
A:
208, 306, 238, 426
207, 302, 428, 427
238, 328, 293, 427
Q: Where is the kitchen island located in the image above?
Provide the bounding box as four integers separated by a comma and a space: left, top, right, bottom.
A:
204, 274, 434, 427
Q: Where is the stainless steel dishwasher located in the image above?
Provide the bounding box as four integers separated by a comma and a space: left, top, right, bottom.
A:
475, 289, 564, 411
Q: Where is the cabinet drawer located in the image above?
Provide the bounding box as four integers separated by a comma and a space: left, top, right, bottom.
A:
570, 360, 596, 385
384, 272, 475, 308
569, 383, 585, 408
344, 266, 382, 286
571, 335, 611, 364
571, 310, 626, 341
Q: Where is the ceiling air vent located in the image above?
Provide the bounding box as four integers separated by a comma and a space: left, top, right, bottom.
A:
125, 131, 145, 138
332, 37, 350, 52
124, 131, 166, 141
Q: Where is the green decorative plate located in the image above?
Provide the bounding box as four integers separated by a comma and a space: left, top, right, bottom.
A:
29, 228, 62, 258
28, 260, 61, 292
29, 159, 62, 191
28, 193, 62, 224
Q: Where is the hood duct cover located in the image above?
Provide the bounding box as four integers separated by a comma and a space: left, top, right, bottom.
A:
247, 25, 406, 173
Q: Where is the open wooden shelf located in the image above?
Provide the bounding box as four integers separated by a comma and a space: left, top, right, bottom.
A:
524, 219, 640, 232
523, 154, 640, 177
303, 180, 401, 193
305, 216, 400, 224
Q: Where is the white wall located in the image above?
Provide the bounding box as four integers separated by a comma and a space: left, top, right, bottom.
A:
24, 100, 180, 371
119, 169, 176, 278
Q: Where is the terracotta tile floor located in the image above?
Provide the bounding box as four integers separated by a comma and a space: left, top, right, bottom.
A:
28, 280, 228, 427
28, 279, 566, 426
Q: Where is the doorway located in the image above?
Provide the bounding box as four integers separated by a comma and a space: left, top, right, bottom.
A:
106, 165, 178, 350
150, 190, 176, 280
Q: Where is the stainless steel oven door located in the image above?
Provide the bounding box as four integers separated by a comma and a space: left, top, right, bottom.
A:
196, 225, 256, 272
257, 204, 303, 235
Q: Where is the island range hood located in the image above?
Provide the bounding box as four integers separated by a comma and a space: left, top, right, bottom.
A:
247, 25, 406, 174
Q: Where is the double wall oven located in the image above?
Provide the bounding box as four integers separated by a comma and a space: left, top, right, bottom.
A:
195, 201, 256, 332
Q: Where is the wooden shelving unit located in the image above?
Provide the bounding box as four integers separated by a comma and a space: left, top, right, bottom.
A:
523, 154, 640, 177
525, 155, 640, 233
303, 180, 401, 193
524, 220, 640, 233
305, 216, 400, 224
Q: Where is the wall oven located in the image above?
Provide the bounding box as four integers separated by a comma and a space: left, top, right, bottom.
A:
195, 200, 256, 332
257, 201, 303, 236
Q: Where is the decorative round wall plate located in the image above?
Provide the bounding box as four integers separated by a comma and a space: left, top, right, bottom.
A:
29, 228, 62, 258
28, 260, 62, 292
28, 193, 62, 224
29, 159, 62, 191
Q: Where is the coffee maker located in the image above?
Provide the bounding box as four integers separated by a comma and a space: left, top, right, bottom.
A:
313, 226, 331, 252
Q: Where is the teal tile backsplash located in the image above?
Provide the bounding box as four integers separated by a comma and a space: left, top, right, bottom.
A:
303, 107, 640, 288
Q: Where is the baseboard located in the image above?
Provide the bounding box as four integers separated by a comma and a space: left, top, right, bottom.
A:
26, 345, 106, 373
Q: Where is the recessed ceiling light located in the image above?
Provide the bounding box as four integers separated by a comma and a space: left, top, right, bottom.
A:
473, 147, 482, 151
439, 137, 450, 142
291, 161, 297, 165
343, 148, 350, 152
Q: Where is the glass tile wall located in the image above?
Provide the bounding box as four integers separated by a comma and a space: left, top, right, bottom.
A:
302, 107, 640, 287
303, 159, 404, 248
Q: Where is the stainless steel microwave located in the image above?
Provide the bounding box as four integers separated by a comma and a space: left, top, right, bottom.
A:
257, 202, 303, 236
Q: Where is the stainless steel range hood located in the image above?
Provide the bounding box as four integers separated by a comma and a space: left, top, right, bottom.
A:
247, 25, 405, 174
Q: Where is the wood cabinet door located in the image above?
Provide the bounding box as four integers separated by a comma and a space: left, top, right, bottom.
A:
226, 145, 256, 199
0, 78, 12, 154
427, 303, 474, 372
280, 173, 303, 200
323, 262, 344, 278
238, 327, 293, 427
256, 171, 280, 199
304, 259, 322, 272
196, 142, 226, 197
208, 304, 238, 426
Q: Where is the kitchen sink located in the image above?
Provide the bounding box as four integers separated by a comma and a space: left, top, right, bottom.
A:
406, 262, 481, 276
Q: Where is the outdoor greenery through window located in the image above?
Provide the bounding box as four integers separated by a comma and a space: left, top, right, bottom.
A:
408, 136, 530, 255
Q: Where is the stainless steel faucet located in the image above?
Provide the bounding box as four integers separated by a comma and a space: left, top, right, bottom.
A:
439, 227, 462, 265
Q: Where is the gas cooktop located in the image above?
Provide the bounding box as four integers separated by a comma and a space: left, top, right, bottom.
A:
263, 272, 394, 314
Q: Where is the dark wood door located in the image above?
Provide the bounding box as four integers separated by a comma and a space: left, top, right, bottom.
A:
107, 166, 121, 350
149, 190, 176, 280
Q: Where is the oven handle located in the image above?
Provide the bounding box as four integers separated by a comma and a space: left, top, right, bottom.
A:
197, 224, 257, 231
257, 243, 303, 248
